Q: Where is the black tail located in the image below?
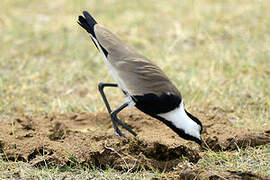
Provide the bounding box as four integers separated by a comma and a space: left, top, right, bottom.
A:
78, 11, 108, 57
78, 11, 97, 38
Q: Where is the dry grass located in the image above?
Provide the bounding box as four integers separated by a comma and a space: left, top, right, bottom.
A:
0, 0, 270, 178
197, 144, 270, 175
0, 160, 159, 179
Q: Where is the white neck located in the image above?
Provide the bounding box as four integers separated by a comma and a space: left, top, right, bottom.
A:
157, 100, 201, 140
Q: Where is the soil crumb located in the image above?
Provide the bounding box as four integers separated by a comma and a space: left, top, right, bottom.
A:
0, 108, 269, 178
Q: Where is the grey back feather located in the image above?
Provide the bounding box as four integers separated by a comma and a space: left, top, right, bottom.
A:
94, 24, 181, 97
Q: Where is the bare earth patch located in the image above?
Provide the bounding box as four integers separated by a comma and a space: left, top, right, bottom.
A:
0, 108, 269, 179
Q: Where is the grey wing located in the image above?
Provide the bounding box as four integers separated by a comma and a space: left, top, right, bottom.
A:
111, 54, 181, 97
94, 24, 181, 97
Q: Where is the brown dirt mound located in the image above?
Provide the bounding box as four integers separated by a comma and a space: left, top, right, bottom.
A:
0, 107, 269, 177
200, 107, 270, 151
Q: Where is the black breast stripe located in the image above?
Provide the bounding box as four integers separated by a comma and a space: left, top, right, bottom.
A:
133, 93, 181, 116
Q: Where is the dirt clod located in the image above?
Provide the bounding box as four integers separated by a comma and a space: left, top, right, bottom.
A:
0, 108, 269, 178
48, 122, 69, 141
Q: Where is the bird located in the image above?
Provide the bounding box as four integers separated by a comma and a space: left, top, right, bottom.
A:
78, 11, 203, 145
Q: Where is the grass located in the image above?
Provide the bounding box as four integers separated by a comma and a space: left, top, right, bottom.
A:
0, 0, 270, 178
0, 160, 159, 179
197, 144, 270, 176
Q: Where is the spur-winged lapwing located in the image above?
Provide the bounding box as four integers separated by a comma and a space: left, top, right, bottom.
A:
78, 11, 203, 144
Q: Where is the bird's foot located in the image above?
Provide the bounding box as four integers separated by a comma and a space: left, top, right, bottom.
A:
111, 114, 137, 137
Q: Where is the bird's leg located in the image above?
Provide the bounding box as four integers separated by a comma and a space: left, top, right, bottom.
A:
98, 82, 123, 136
98, 82, 118, 113
98, 82, 137, 137
111, 102, 137, 136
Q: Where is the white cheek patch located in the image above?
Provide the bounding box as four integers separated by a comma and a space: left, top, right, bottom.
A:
157, 100, 201, 140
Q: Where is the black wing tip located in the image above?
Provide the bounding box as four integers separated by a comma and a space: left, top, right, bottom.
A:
77, 16, 89, 31
82, 11, 97, 26
77, 11, 97, 37
78, 15, 84, 21
77, 11, 108, 57
77, 16, 85, 25
82, 11, 91, 18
